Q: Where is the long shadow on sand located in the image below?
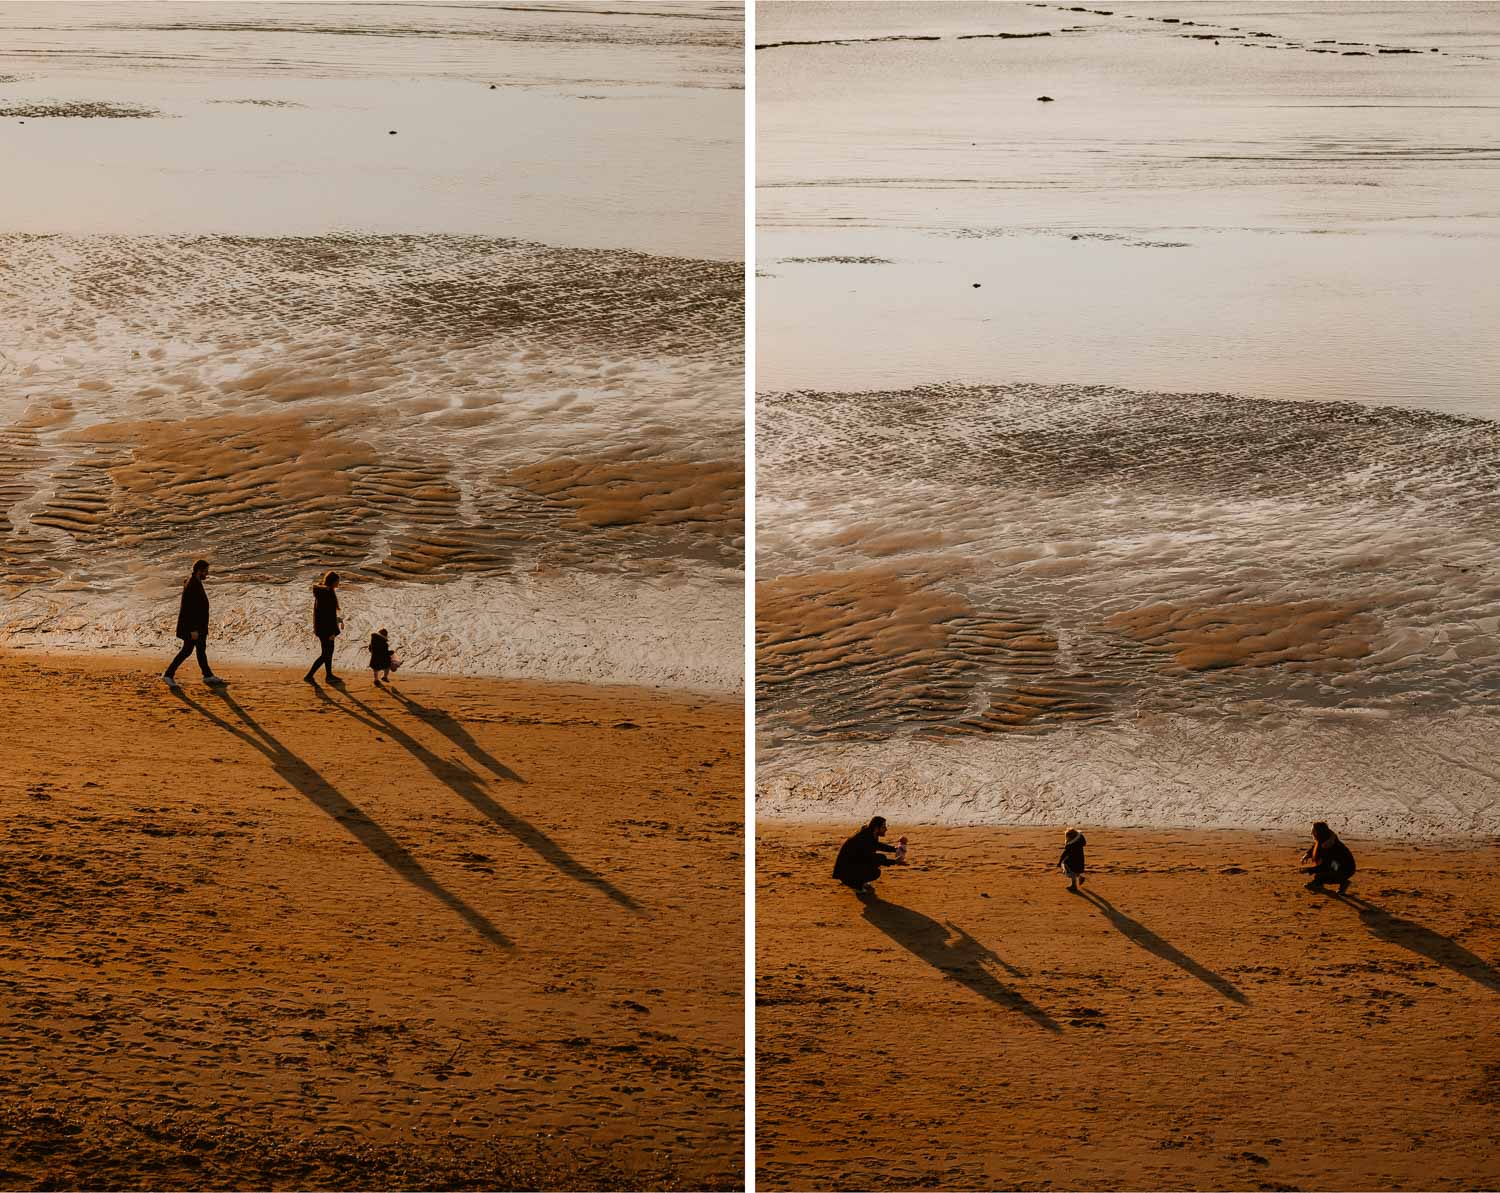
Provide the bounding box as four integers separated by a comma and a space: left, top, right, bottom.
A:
172, 688, 511, 948
861, 896, 1061, 1032
1079, 888, 1247, 1005
313, 684, 643, 915
386, 687, 523, 784
1330, 891, 1500, 995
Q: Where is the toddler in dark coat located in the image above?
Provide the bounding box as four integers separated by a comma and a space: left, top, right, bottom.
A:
369, 628, 400, 684
1058, 828, 1087, 892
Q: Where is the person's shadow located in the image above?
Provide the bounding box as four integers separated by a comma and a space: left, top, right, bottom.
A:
861, 897, 1061, 1032
170, 688, 511, 948
1079, 888, 1247, 1005
316, 684, 643, 915
1329, 891, 1500, 995
386, 687, 523, 783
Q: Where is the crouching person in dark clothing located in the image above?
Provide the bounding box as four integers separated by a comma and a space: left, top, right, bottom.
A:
833, 815, 904, 894
1301, 821, 1356, 895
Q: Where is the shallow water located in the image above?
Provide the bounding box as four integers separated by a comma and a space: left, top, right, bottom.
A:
0, 2, 742, 256
0, 4, 743, 691
758, 0, 1500, 412
756, 2, 1500, 832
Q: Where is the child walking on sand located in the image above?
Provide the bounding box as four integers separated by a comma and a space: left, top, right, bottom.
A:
1057, 828, 1087, 892
369, 627, 400, 685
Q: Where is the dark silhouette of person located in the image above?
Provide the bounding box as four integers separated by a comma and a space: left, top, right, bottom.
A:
163, 559, 226, 688
1301, 820, 1356, 895
368, 627, 396, 684
1057, 827, 1087, 892
833, 815, 903, 893
302, 570, 343, 684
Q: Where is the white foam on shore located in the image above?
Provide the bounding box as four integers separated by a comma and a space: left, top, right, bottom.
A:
1, 572, 742, 694
758, 712, 1500, 840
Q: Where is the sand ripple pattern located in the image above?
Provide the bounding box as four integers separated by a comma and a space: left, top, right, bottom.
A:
758, 383, 1500, 833
0, 235, 742, 688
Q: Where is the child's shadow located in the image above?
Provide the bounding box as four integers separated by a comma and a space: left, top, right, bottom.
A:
386, 686, 522, 783
861, 897, 1061, 1032
1079, 888, 1247, 1005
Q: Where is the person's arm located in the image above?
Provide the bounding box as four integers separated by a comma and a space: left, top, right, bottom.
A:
874, 840, 898, 854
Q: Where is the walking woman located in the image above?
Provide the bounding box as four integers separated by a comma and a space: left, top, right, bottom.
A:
302, 570, 343, 684
163, 558, 227, 689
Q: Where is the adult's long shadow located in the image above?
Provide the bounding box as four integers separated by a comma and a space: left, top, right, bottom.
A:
171, 688, 511, 948
385, 687, 523, 784
1334, 892, 1500, 995
316, 685, 644, 915
1079, 888, 1247, 1005
861, 897, 1061, 1032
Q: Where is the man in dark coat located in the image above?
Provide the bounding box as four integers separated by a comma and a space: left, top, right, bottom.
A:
833, 815, 903, 892
163, 559, 226, 688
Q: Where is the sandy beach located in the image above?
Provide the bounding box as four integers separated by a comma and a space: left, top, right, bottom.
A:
0, 651, 743, 1190
756, 821, 1500, 1191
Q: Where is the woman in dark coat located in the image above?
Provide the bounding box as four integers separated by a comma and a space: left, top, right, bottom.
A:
1301, 821, 1356, 894
302, 570, 343, 684
163, 559, 226, 688
833, 816, 903, 892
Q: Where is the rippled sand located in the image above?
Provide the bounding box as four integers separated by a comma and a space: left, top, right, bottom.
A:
0, 234, 742, 689
758, 383, 1500, 835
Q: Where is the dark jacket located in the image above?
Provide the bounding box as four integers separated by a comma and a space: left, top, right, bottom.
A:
369, 633, 392, 670
1312, 835, 1356, 877
832, 824, 897, 887
1059, 834, 1087, 873
312, 584, 340, 638
175, 576, 209, 641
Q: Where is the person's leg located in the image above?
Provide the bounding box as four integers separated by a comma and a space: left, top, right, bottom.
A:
195, 637, 212, 677
321, 636, 338, 680
304, 637, 331, 681
1065, 865, 1079, 892
164, 638, 195, 678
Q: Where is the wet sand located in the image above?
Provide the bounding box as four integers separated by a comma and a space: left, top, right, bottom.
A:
757, 822, 1500, 1191
0, 651, 743, 1190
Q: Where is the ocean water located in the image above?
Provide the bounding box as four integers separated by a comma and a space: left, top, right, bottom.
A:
0, 3, 743, 692
756, 2, 1500, 834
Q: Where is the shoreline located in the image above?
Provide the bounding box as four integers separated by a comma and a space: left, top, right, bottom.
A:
0, 642, 741, 703
756, 821, 1500, 1191
1, 651, 744, 1190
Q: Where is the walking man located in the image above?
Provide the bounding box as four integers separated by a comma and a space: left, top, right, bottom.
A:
163, 559, 227, 689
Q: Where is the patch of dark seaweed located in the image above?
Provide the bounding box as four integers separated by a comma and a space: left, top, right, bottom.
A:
780, 256, 894, 265
210, 98, 306, 108
0, 102, 161, 119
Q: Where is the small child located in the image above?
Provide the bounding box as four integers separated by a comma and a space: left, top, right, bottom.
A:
894, 835, 909, 864
369, 628, 400, 684
1057, 828, 1087, 892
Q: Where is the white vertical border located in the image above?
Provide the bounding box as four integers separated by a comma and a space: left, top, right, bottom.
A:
742, 0, 757, 1185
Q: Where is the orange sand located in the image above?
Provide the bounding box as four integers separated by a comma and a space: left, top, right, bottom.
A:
757, 822, 1500, 1191
0, 652, 742, 1190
